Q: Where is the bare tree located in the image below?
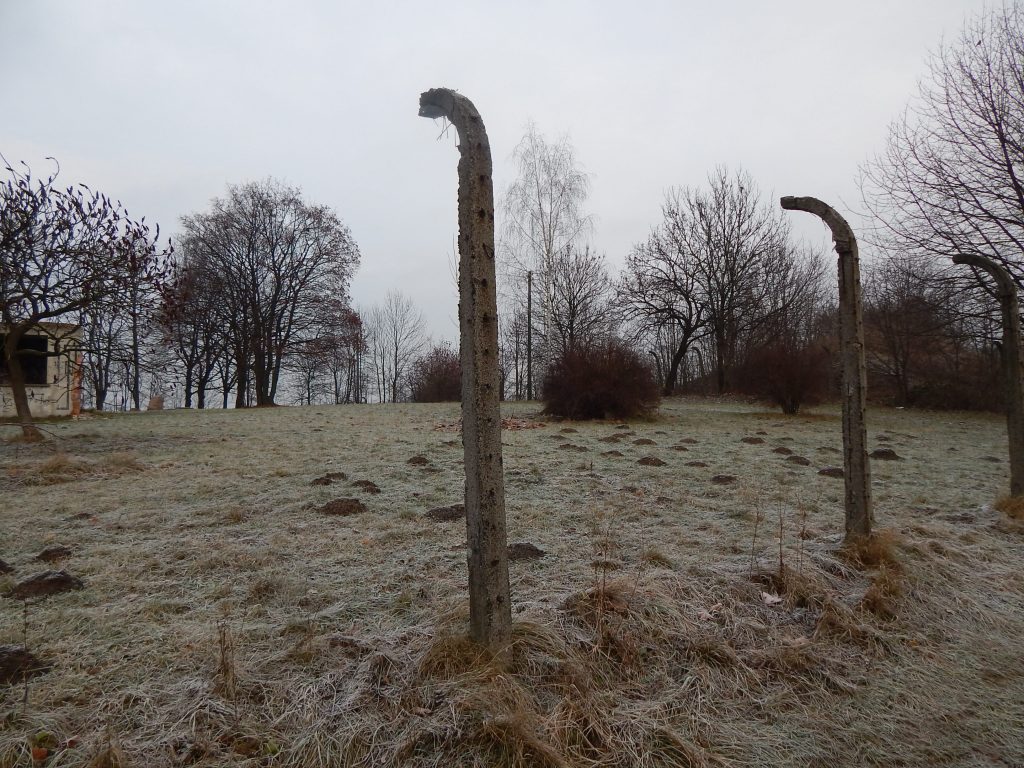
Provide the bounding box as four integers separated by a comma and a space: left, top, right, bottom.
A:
0, 159, 166, 439
159, 250, 226, 408
500, 124, 593, 393
178, 179, 359, 407
80, 299, 128, 411
284, 302, 366, 405
616, 198, 711, 395
862, 254, 955, 405
861, 4, 1024, 283
630, 170, 796, 393
547, 243, 612, 354
365, 291, 428, 403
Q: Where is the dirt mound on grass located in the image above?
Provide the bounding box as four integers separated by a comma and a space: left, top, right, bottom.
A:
508, 542, 545, 561
870, 448, 903, 461
426, 504, 465, 522
0, 645, 50, 684
311, 471, 347, 486
35, 545, 72, 563
319, 499, 368, 517
638, 456, 666, 466
5, 570, 84, 599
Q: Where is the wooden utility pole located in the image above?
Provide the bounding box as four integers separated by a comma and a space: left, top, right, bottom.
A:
952, 253, 1024, 496
780, 196, 872, 540
419, 87, 512, 650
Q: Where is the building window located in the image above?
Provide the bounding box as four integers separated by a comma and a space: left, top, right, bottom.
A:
0, 334, 49, 386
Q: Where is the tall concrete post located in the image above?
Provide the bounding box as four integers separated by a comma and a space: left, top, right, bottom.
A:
780, 196, 872, 540
419, 88, 512, 649
952, 253, 1024, 497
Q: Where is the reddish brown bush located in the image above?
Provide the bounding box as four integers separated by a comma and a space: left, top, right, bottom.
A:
410, 343, 461, 403
542, 340, 660, 420
737, 342, 829, 415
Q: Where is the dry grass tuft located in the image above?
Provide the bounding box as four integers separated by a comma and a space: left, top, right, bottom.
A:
86, 740, 128, 768
994, 494, 1024, 520
859, 565, 903, 619
29, 452, 94, 484
841, 528, 902, 570
6, 451, 145, 487
753, 564, 832, 610
472, 713, 569, 768
213, 622, 238, 702
642, 547, 674, 569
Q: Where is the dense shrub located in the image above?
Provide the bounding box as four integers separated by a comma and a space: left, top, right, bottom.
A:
736, 342, 830, 414
542, 340, 660, 419
410, 343, 461, 402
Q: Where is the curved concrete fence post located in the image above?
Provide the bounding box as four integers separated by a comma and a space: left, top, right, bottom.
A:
952, 253, 1024, 497
419, 88, 512, 650
780, 196, 872, 540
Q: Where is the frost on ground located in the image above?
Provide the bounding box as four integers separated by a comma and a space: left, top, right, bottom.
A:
0, 399, 1022, 766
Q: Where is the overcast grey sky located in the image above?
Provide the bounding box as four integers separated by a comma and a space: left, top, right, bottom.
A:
1, 1, 982, 341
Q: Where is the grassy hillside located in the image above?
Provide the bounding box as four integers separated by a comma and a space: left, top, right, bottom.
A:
1, 399, 1021, 766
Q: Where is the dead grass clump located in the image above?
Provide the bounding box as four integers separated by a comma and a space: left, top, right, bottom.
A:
213, 622, 238, 702
753, 565, 831, 610
26, 452, 94, 484
471, 713, 568, 768
86, 736, 128, 768
609, 719, 710, 768
642, 547, 674, 569
859, 565, 903, 619
841, 529, 902, 570
417, 632, 502, 682
563, 580, 632, 627
993, 494, 1024, 520
8, 451, 146, 486
546, 694, 611, 763
813, 600, 883, 647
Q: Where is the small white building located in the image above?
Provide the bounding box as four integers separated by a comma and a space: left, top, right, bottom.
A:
0, 323, 83, 418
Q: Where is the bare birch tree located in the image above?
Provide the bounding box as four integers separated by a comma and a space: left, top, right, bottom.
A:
500, 124, 593, 393
365, 291, 428, 403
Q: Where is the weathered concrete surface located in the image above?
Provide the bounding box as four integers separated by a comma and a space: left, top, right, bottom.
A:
420, 88, 512, 649
781, 196, 872, 540
952, 253, 1024, 496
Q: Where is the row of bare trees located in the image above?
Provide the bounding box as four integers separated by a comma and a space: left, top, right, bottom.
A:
164, 179, 360, 408
6, 4, 1020, 421
0, 159, 169, 438
495, 0, 1024, 410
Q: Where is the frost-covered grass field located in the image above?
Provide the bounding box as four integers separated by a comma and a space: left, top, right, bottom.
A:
1, 398, 1022, 767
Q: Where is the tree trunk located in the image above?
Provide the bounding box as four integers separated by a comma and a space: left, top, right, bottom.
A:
234, 348, 248, 409
130, 307, 142, 410
663, 338, 689, 396
952, 253, 1024, 496
3, 330, 43, 441
714, 328, 727, 394
781, 196, 872, 540
526, 271, 533, 400
184, 366, 194, 409
420, 87, 512, 653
